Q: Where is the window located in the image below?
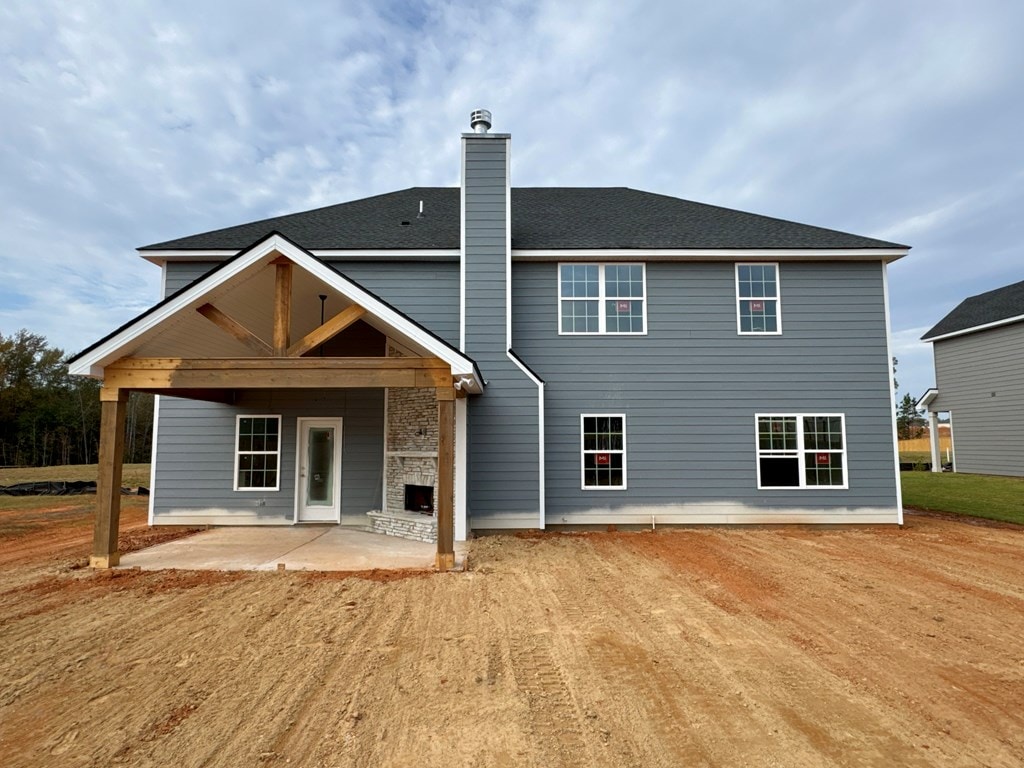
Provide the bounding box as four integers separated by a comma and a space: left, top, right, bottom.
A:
235, 415, 281, 490
581, 414, 626, 489
736, 263, 781, 334
756, 414, 847, 489
560, 264, 646, 334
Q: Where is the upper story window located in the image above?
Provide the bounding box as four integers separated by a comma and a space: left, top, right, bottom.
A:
736, 263, 781, 334
235, 415, 281, 491
559, 264, 646, 335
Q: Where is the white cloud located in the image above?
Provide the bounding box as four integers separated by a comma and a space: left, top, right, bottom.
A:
0, 0, 1021, 367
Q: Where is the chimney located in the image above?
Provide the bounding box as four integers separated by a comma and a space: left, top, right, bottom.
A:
460, 109, 510, 356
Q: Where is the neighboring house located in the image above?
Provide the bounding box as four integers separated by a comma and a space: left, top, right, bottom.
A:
919, 278, 1024, 477
70, 110, 910, 569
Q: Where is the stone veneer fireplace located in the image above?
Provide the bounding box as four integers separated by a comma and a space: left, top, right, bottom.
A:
372, 342, 440, 542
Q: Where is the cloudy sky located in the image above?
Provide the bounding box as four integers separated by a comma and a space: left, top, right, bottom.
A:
2, 0, 1021, 399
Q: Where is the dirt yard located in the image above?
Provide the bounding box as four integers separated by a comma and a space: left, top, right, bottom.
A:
0, 503, 1022, 767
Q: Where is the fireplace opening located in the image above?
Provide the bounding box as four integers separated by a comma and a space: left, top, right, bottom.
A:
404, 484, 434, 515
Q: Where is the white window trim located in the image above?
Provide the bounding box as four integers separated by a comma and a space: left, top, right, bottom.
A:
234, 414, 282, 492
754, 413, 849, 490
558, 263, 648, 335
736, 262, 782, 336
580, 413, 628, 490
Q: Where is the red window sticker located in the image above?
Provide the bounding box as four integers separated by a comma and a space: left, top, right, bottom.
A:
750, 300, 764, 312
616, 300, 631, 313
595, 453, 611, 465
816, 453, 831, 465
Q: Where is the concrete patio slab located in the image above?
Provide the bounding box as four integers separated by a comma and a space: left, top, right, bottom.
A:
118, 525, 466, 572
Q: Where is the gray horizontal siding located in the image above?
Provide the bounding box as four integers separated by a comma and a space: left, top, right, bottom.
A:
511, 260, 899, 521
152, 389, 384, 521
932, 323, 1024, 477
165, 262, 216, 297
463, 135, 541, 523
326, 261, 459, 346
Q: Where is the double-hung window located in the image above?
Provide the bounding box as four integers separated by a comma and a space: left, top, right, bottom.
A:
235, 415, 281, 490
756, 414, 847, 489
560, 264, 646, 334
736, 263, 781, 334
581, 414, 626, 489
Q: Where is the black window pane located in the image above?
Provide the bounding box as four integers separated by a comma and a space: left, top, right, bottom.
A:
760, 457, 799, 487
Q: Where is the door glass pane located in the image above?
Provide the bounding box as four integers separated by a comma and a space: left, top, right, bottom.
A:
306, 427, 333, 505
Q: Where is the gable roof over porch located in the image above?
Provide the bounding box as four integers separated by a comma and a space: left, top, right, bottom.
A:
68, 232, 482, 393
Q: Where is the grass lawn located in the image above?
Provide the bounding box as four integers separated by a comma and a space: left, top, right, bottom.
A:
899, 450, 932, 465
0, 464, 152, 490
901, 471, 1024, 525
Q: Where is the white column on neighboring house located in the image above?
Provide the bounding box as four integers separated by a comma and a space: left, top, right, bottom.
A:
928, 411, 942, 472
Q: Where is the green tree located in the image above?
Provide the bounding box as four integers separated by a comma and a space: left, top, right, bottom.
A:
896, 393, 926, 440
0, 328, 150, 467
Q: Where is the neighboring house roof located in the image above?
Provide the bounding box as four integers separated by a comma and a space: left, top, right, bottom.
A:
68, 232, 483, 390
139, 187, 907, 252
921, 278, 1024, 341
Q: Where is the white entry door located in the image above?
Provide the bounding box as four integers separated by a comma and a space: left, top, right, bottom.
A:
296, 418, 342, 522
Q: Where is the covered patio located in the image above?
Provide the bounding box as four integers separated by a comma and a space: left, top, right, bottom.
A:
69, 234, 482, 572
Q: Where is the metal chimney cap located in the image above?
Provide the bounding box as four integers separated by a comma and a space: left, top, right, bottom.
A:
469, 109, 492, 133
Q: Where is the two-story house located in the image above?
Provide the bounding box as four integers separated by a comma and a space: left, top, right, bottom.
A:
70, 110, 909, 569
918, 278, 1024, 477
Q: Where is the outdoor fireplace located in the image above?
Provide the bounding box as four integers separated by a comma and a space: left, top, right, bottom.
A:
404, 484, 434, 515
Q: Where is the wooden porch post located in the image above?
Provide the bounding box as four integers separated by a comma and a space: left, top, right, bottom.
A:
273, 258, 292, 355
90, 387, 129, 568
436, 387, 456, 571
928, 411, 942, 473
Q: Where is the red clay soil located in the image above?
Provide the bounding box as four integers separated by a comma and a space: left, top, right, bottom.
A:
0, 506, 1022, 766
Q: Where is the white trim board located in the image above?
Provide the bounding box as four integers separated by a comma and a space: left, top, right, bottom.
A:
515, 247, 909, 262
140, 246, 910, 266
882, 263, 904, 524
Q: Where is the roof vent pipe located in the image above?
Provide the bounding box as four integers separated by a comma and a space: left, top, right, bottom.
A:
469, 109, 492, 133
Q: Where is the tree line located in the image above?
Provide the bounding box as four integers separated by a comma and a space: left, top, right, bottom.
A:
0, 329, 153, 468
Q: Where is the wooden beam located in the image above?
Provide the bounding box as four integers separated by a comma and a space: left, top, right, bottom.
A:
91, 388, 128, 568
196, 304, 273, 356
102, 357, 453, 391
273, 260, 292, 355
436, 389, 455, 571
136, 388, 238, 405
286, 305, 366, 358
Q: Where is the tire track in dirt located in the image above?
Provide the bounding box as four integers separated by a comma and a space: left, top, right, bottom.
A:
718, 523, 1024, 765
587, 531, 938, 766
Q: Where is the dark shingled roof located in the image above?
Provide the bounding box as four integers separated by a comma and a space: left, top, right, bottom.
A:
922, 279, 1024, 340
140, 187, 906, 252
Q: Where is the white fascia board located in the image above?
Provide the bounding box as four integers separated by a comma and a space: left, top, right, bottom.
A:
513, 247, 909, 262
916, 388, 939, 410
141, 248, 460, 265
922, 313, 1024, 343
76, 234, 481, 390
72, 238, 286, 376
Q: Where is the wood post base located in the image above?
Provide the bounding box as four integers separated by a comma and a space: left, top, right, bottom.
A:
435, 552, 455, 572
89, 553, 120, 569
